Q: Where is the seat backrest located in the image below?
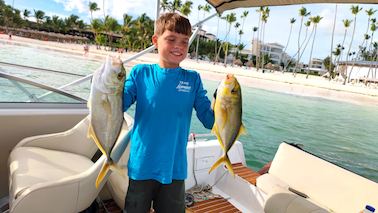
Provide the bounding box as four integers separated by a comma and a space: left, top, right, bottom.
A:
15, 115, 97, 158
269, 143, 378, 213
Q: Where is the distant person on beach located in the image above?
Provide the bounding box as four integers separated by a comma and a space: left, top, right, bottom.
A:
8, 32, 12, 40
83, 44, 89, 56
122, 12, 215, 212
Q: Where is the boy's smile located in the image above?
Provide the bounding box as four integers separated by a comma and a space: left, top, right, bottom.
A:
152, 30, 189, 68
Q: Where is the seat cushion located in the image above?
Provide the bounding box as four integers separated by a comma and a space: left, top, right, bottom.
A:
9, 147, 94, 199
256, 173, 289, 195
264, 188, 329, 213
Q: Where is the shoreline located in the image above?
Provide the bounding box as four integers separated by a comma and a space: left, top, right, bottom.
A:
1, 34, 377, 107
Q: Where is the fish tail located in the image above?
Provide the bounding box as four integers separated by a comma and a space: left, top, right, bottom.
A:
208, 154, 235, 176
95, 161, 110, 188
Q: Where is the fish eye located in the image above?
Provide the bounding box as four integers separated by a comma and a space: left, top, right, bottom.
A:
117, 72, 125, 80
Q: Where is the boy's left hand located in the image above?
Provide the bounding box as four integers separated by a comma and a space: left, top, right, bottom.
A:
211, 89, 217, 110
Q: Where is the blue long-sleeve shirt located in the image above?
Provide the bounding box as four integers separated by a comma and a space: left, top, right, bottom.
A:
123, 63, 214, 184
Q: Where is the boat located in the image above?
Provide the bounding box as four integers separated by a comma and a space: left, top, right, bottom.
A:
1, 0, 378, 213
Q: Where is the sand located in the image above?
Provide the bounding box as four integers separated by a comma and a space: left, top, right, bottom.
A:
1, 34, 377, 107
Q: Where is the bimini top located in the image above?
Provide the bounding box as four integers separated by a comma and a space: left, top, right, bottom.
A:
206, 0, 378, 13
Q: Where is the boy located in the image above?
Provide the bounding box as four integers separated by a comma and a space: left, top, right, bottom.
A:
122, 13, 214, 213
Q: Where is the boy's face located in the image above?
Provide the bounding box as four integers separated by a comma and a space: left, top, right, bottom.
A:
152, 30, 189, 68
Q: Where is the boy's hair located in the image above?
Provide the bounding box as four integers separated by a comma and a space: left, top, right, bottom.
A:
155, 13, 192, 36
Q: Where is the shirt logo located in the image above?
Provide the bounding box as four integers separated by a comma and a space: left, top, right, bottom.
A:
176, 81, 191, 93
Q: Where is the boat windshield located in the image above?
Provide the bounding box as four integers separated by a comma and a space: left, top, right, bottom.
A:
0, 71, 86, 104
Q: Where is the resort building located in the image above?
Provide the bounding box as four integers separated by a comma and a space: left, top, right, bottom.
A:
251, 40, 288, 65
307, 58, 328, 75
336, 61, 378, 83
194, 28, 216, 41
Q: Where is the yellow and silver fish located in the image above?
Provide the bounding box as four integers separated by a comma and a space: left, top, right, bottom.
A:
209, 74, 246, 176
87, 55, 126, 188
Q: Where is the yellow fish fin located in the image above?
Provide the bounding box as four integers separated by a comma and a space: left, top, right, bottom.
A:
88, 123, 107, 156
95, 161, 110, 188
212, 125, 225, 151
95, 162, 127, 188
238, 123, 247, 137
208, 155, 235, 176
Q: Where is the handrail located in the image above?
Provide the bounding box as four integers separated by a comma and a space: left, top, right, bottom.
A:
0, 61, 86, 77
0, 71, 86, 103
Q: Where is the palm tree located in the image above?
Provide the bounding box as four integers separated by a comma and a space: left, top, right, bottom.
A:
197, 4, 202, 22
295, 7, 311, 75
339, 19, 352, 63
92, 18, 104, 47
282, 17, 296, 71
89, 2, 99, 22
251, 26, 258, 65
22, 9, 30, 20
171, 0, 182, 12
234, 22, 240, 44
214, 13, 222, 63
161, 0, 170, 12
33, 9, 45, 29
306, 15, 323, 78
239, 11, 249, 44
345, 5, 362, 84
361, 8, 377, 48
180, 1, 192, 16
122, 14, 134, 50
260, 7, 270, 70
195, 3, 209, 61
104, 15, 119, 48
223, 13, 236, 65
233, 22, 240, 63
255, 6, 265, 70
89, 2, 100, 46
328, 4, 337, 80
365, 22, 377, 84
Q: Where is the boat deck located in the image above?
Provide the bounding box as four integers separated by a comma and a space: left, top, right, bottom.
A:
96, 163, 261, 213
186, 163, 260, 213
186, 197, 241, 213
232, 163, 261, 185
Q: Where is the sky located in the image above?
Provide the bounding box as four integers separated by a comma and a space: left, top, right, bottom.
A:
4, 0, 378, 63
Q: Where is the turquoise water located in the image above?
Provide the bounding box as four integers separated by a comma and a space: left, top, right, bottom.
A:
1, 43, 378, 183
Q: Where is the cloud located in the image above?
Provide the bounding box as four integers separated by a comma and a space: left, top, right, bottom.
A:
54, 0, 87, 13
53, 0, 155, 22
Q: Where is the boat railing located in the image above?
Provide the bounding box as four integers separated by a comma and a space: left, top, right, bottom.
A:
188, 133, 215, 142
0, 71, 86, 103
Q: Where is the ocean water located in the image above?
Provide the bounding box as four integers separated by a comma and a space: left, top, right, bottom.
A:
1, 42, 378, 183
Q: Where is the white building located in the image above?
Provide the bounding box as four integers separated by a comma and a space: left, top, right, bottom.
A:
307, 58, 328, 75
337, 61, 378, 82
251, 40, 286, 65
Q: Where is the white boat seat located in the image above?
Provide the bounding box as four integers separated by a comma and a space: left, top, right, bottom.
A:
9, 147, 94, 200
8, 114, 133, 213
257, 142, 378, 213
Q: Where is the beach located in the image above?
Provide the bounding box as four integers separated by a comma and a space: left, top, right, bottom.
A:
1, 34, 378, 107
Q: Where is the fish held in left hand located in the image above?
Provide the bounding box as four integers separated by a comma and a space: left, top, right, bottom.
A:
87, 55, 126, 188
209, 74, 246, 176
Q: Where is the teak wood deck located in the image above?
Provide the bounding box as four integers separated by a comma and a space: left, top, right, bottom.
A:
186, 163, 260, 213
